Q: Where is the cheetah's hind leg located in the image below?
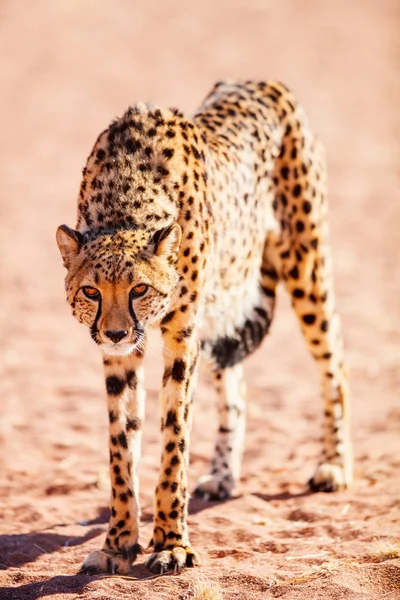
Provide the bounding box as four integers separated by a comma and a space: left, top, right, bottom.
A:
275, 126, 352, 492
194, 364, 246, 500
195, 249, 278, 501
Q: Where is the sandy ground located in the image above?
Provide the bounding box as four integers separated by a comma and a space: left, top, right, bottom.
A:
0, 0, 399, 598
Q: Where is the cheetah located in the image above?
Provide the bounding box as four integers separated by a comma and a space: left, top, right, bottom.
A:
56, 80, 352, 575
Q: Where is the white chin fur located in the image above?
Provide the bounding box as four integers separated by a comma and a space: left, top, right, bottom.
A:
101, 343, 136, 357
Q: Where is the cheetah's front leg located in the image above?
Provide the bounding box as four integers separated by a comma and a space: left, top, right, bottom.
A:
81, 351, 145, 575
146, 331, 201, 574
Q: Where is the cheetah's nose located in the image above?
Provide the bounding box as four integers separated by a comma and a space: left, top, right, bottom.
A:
104, 330, 128, 344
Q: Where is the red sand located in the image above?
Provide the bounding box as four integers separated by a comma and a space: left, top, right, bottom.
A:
0, 1, 399, 598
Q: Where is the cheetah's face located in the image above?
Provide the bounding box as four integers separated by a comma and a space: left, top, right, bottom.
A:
56, 224, 181, 356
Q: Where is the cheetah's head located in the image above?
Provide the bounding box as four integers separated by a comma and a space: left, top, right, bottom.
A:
56, 224, 181, 356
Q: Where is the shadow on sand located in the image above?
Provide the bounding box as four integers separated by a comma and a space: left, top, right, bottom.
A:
0, 561, 160, 600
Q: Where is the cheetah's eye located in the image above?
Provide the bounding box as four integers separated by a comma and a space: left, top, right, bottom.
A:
131, 283, 148, 297
82, 286, 100, 300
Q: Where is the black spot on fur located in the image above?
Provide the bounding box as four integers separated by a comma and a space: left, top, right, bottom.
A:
167, 531, 177, 539
219, 426, 232, 433
293, 184, 302, 197
302, 314, 316, 325
119, 530, 130, 538
166, 410, 177, 427
127, 417, 141, 431
126, 370, 137, 390
321, 320, 329, 332
163, 148, 174, 158
170, 455, 180, 466
171, 359, 186, 382
161, 310, 175, 325
106, 376, 125, 396
125, 139, 140, 155
293, 288, 305, 298
118, 431, 128, 449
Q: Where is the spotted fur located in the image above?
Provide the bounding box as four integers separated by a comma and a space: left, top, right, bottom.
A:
56, 80, 352, 575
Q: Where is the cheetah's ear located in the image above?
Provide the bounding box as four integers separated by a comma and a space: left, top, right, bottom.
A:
56, 225, 84, 269
153, 223, 182, 263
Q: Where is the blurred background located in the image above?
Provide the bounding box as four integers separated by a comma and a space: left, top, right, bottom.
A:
0, 0, 399, 595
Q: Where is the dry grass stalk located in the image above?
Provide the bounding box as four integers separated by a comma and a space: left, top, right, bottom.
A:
366, 541, 400, 563
278, 559, 344, 586
192, 580, 224, 600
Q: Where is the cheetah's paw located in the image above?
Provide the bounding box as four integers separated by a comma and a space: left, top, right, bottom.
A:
193, 473, 235, 501
79, 544, 142, 575
146, 545, 200, 574
308, 463, 351, 493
